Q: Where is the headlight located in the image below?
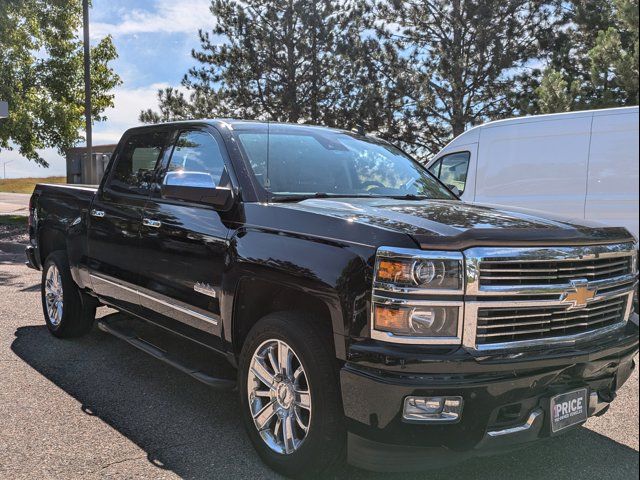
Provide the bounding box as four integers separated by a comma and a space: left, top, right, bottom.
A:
375, 249, 464, 291
374, 305, 459, 337
371, 247, 464, 345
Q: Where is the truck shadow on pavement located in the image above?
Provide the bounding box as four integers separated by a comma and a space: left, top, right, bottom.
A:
11, 322, 640, 480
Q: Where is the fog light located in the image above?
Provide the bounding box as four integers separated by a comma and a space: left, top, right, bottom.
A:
403, 396, 463, 423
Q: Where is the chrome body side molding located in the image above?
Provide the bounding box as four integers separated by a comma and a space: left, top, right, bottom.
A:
89, 273, 219, 326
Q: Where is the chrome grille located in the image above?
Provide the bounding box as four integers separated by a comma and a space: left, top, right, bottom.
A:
479, 256, 633, 286
476, 296, 627, 345
464, 244, 637, 351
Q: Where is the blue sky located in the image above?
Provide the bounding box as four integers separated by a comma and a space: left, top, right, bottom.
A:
4, 0, 217, 178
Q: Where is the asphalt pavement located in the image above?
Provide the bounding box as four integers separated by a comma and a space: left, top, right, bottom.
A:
0, 224, 638, 479
0, 193, 30, 215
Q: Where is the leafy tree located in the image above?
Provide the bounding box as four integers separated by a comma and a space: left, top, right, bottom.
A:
375, 0, 559, 155
0, 0, 121, 166
140, 0, 404, 139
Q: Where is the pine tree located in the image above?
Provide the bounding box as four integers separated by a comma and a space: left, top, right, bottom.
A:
535, 69, 581, 113
140, 0, 402, 137
376, 0, 558, 156
588, 0, 639, 105
532, 0, 638, 112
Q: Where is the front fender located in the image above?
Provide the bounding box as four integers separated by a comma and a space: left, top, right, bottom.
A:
221, 226, 375, 357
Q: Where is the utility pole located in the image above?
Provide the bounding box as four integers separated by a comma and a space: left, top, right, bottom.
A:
82, 0, 92, 168
0, 102, 7, 181
3, 160, 13, 180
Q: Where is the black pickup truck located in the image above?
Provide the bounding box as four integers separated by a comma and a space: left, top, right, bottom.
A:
26, 120, 639, 477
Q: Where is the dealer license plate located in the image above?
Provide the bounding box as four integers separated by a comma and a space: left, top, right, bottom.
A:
550, 388, 588, 433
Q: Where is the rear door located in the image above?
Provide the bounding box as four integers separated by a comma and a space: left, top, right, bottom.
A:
87, 128, 171, 314
135, 127, 233, 347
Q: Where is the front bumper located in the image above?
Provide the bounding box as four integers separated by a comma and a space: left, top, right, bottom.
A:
341, 319, 639, 472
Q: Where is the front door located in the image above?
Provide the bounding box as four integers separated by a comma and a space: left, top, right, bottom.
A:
136, 127, 232, 348
87, 129, 171, 314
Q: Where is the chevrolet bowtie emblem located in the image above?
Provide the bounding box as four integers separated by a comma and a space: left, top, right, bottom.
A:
561, 280, 596, 309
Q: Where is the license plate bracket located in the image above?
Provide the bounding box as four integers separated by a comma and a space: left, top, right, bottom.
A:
550, 388, 588, 433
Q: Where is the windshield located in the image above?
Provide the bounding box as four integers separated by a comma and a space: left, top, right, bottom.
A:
233, 124, 455, 200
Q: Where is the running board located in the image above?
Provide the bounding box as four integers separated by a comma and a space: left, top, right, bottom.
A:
97, 316, 236, 391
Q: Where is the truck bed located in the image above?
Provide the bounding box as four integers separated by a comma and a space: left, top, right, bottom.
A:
28, 183, 98, 272
33, 183, 97, 212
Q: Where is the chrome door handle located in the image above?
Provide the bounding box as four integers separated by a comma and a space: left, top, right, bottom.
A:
91, 209, 105, 218
143, 218, 162, 228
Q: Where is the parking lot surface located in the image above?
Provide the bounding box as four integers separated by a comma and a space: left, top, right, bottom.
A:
0, 224, 638, 479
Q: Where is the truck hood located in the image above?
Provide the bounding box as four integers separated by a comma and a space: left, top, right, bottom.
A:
279, 198, 634, 249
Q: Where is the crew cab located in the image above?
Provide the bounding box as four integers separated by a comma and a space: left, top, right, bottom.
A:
26, 120, 639, 477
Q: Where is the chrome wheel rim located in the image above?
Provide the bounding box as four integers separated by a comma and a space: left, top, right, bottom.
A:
248, 339, 311, 455
45, 264, 64, 326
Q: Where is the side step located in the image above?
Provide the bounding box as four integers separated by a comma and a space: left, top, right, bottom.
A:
97, 314, 237, 391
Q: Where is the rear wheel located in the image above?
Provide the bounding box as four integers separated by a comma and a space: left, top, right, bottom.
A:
239, 312, 345, 478
41, 250, 97, 338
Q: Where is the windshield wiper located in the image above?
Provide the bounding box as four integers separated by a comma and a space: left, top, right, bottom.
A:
270, 192, 333, 202
386, 194, 429, 200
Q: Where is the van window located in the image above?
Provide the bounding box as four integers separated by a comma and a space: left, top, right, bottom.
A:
428, 159, 442, 176
435, 152, 470, 194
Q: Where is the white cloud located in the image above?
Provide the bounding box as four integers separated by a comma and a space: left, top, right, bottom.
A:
93, 82, 171, 144
92, 0, 214, 38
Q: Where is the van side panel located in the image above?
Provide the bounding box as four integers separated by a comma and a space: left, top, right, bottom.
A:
473, 116, 592, 219
585, 111, 639, 237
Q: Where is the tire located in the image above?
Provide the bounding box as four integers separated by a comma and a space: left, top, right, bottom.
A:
239, 311, 345, 478
41, 250, 97, 338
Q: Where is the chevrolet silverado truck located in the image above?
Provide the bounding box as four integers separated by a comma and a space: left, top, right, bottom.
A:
26, 120, 639, 477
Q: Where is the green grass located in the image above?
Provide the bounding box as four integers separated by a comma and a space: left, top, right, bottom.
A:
0, 176, 66, 194
0, 215, 27, 226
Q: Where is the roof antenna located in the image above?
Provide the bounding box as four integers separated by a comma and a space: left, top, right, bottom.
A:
356, 123, 366, 136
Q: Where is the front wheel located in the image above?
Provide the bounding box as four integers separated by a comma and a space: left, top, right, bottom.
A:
239, 312, 345, 478
41, 250, 96, 338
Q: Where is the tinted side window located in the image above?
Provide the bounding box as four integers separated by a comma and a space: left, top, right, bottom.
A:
110, 131, 167, 195
438, 152, 470, 194
163, 131, 226, 188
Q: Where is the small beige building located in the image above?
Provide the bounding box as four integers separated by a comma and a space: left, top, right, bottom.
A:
66, 144, 117, 185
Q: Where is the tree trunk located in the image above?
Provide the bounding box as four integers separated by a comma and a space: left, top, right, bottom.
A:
449, 0, 466, 138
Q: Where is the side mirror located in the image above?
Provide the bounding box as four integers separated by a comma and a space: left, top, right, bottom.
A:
165, 171, 216, 188
161, 171, 235, 210
161, 184, 235, 211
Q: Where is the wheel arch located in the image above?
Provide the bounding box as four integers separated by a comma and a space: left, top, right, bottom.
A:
38, 226, 67, 265
222, 227, 375, 363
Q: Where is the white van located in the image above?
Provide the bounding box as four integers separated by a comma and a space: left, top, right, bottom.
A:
426, 106, 639, 237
